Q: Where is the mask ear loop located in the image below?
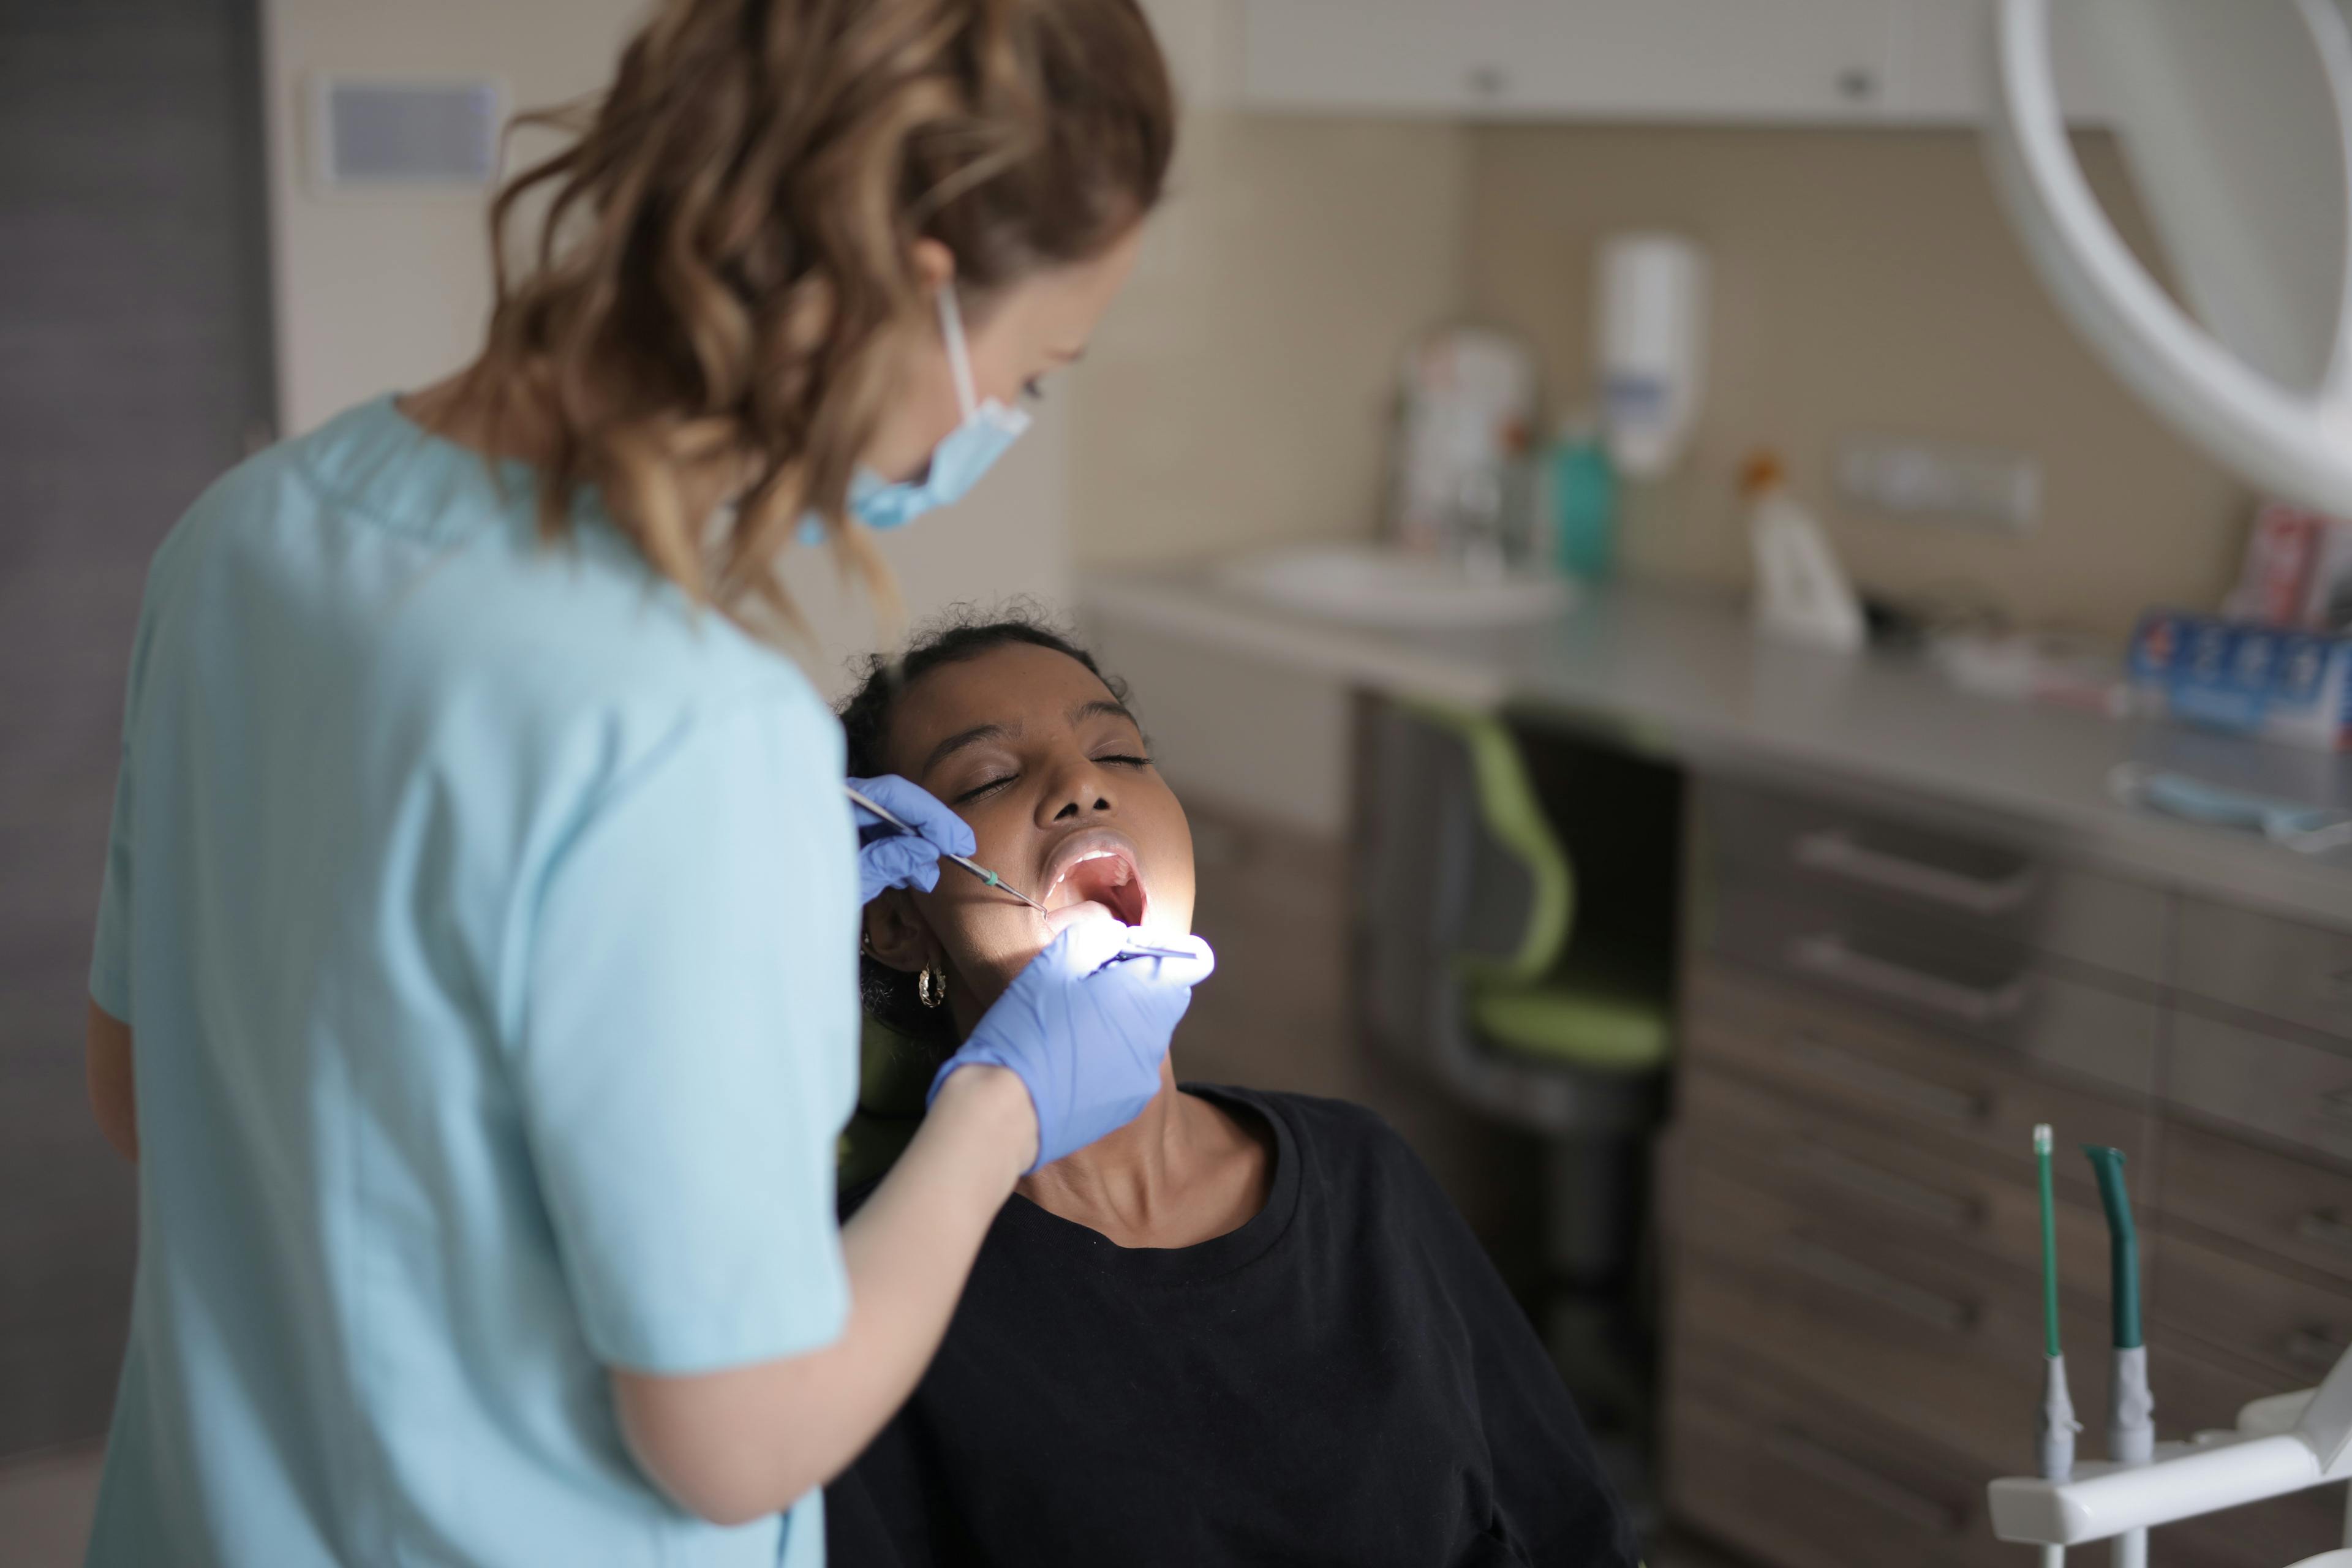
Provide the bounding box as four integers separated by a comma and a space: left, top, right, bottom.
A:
937, 285, 979, 420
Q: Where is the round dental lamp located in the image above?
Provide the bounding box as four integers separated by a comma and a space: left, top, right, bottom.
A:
1985, 0, 2352, 516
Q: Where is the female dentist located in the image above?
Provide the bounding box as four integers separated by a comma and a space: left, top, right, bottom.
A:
76, 2, 1203, 1564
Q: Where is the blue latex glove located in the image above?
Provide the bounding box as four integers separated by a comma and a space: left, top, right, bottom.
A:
849, 774, 978, 905
929, 917, 1216, 1170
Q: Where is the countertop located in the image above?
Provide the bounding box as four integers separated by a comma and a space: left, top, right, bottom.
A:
1082, 565, 2352, 930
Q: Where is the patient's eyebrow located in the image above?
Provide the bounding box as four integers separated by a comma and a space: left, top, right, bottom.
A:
922, 721, 1017, 776
1069, 698, 1140, 731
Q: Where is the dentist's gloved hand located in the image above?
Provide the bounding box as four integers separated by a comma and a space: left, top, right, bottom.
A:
849, 774, 977, 905
928, 916, 1216, 1171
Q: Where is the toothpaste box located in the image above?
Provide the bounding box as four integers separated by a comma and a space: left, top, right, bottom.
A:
2127, 610, 2352, 751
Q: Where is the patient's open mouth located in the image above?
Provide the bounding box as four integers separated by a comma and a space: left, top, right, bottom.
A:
1042, 832, 1149, 929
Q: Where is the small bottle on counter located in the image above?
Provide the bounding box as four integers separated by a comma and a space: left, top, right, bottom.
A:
1545, 412, 1618, 581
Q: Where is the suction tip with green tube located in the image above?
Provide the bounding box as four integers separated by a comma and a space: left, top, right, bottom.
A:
2083, 1145, 2142, 1351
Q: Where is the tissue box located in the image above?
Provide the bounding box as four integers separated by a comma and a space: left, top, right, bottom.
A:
2127, 611, 2352, 751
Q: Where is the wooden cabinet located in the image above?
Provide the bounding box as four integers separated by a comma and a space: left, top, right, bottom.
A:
1663, 774, 2352, 1568
2158, 1121, 2352, 1290
1240, 0, 2111, 126
1239, 0, 1518, 119
1667, 1344, 2016, 1568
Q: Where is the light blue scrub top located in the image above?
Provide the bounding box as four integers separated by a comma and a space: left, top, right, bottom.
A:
84, 397, 859, 1567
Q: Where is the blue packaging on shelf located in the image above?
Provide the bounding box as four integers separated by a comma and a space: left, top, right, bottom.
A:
2128, 610, 2352, 750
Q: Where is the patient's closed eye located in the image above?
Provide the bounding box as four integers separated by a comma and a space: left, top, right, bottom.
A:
955, 753, 1147, 804
953, 774, 1017, 805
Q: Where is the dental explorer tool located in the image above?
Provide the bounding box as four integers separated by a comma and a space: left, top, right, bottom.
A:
2085, 1144, 2152, 1568
845, 785, 1050, 915
2035, 1125, 2076, 1568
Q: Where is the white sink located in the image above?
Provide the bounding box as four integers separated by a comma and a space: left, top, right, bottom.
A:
1218, 542, 1574, 629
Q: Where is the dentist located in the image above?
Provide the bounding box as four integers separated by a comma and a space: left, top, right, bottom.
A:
77, 2, 1202, 1565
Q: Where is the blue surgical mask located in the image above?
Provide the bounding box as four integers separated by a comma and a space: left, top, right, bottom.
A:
810, 285, 1031, 538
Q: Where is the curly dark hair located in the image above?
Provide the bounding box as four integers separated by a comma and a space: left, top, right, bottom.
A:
840, 605, 1130, 1044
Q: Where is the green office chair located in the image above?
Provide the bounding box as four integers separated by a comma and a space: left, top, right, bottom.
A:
1359, 697, 1673, 1131
1417, 701, 1672, 1081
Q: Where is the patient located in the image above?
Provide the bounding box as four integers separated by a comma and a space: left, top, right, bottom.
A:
827, 616, 1637, 1568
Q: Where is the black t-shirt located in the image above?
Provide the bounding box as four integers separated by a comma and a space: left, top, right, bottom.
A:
826, 1085, 1638, 1567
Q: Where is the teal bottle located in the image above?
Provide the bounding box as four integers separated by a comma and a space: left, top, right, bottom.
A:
1548, 415, 1619, 581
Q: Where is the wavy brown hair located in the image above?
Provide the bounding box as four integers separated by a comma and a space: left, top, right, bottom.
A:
464, 0, 1174, 630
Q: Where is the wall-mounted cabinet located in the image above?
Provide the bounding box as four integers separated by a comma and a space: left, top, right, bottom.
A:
1240, 0, 2109, 127
1889, 0, 2111, 124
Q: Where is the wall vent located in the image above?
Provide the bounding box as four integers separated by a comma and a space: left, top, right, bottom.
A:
310, 77, 503, 190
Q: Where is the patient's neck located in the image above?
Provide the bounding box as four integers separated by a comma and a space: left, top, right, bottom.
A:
1015, 1065, 1274, 1250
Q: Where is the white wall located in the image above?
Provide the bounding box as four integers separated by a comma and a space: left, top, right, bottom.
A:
261, 0, 648, 434
259, 0, 1071, 691
1463, 124, 2248, 639
1072, 0, 1472, 565
774, 396, 1074, 703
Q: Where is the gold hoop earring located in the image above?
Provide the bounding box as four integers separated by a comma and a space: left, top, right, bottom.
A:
918, 962, 946, 1009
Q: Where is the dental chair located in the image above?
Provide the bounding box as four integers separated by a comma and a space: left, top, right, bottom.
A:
838, 1016, 937, 1192
1356, 697, 1678, 1452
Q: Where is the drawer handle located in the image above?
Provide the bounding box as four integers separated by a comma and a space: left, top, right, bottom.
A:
1782, 1235, 1979, 1333
1785, 1035, 1992, 1126
1762, 1425, 1966, 1536
1790, 932, 2030, 1027
1785, 1139, 1981, 1230
2283, 1327, 2351, 1371
1793, 827, 2038, 916
2294, 1208, 2352, 1251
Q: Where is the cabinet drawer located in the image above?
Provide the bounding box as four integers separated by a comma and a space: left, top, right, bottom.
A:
2168, 1009, 2352, 1166
1665, 1141, 2118, 1475
1703, 880, 2159, 1096
2149, 1345, 2345, 1568
1666, 1344, 2011, 1568
1700, 778, 2166, 982
1684, 960, 2153, 1181
2179, 894, 2352, 1042
1678, 1062, 2119, 1306
2160, 1120, 2352, 1287
2156, 1229, 2352, 1390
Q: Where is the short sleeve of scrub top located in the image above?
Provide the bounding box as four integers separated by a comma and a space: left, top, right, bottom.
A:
80, 396, 858, 1568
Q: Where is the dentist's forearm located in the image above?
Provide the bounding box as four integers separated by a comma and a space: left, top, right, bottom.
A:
610, 1063, 1032, 1525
